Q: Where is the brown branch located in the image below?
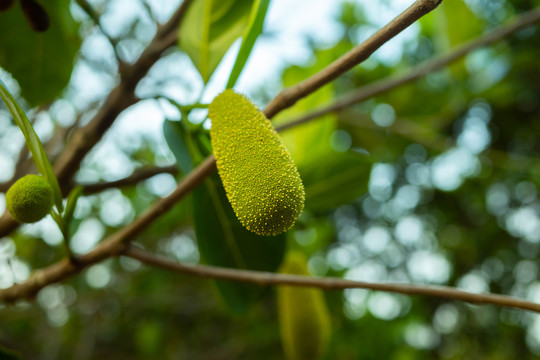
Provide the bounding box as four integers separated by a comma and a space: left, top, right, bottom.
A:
0, 0, 195, 237
80, 165, 178, 195
277, 7, 540, 132
54, 0, 195, 189
0, 0, 442, 300
3, 2, 537, 305
264, 0, 443, 118
342, 112, 540, 174
123, 246, 540, 314
74, 0, 122, 63
0, 156, 216, 302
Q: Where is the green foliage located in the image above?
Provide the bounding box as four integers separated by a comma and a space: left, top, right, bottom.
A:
278, 251, 331, 360
209, 90, 305, 236
192, 173, 286, 314
6, 174, 54, 223
226, 0, 270, 88
179, 0, 255, 83
0, 79, 63, 211
0, 0, 80, 106
439, 0, 484, 79
4, 0, 540, 359
163, 119, 194, 174
300, 151, 370, 213
0, 345, 21, 360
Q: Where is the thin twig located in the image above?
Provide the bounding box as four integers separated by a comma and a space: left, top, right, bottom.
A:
264, 0, 443, 118
0, 156, 216, 302
342, 112, 540, 174
277, 7, 540, 132
0, 0, 196, 238
0, 0, 443, 301
80, 165, 178, 195
1, 3, 537, 305
53, 0, 195, 189
74, 0, 123, 64
123, 246, 540, 314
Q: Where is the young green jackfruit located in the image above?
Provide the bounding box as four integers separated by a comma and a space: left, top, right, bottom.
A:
6, 175, 54, 223
277, 252, 331, 360
208, 90, 305, 236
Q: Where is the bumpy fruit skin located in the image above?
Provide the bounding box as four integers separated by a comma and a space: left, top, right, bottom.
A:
277, 252, 331, 360
209, 90, 305, 236
6, 175, 54, 223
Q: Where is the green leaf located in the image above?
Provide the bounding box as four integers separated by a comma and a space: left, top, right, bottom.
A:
438, 0, 484, 80
0, 80, 63, 211
300, 151, 370, 213
163, 119, 194, 174
226, 0, 270, 88
179, 0, 255, 83
0, 345, 22, 360
192, 174, 286, 314
0, 0, 80, 106
274, 48, 343, 166
63, 185, 82, 229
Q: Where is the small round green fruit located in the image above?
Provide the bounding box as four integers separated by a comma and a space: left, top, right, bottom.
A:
6, 175, 54, 223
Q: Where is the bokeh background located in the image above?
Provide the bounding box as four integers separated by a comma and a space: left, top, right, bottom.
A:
2, 0, 540, 358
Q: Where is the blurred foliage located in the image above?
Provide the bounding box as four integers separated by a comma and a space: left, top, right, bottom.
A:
179, 0, 256, 83
0, 0, 80, 106
1, 0, 540, 359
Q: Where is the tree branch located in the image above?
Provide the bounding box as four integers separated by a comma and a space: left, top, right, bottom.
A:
0, 0, 195, 238
0, 0, 442, 300
123, 246, 540, 314
0, 156, 216, 302
264, 0, 443, 118
79, 165, 178, 195
54, 0, 195, 190
74, 0, 123, 64
341, 112, 540, 175
276, 7, 540, 132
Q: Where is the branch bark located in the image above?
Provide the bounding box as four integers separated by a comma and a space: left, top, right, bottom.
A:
80, 165, 178, 195
123, 246, 540, 314
0, 156, 216, 302
0, 0, 195, 238
0, 0, 443, 301
277, 7, 540, 132
264, 0, 443, 118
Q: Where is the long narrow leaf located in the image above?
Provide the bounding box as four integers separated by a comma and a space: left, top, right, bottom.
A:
192, 174, 286, 314
0, 80, 63, 211
226, 0, 271, 89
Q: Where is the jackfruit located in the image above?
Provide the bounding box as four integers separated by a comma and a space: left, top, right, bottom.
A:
277, 251, 331, 360
6, 174, 54, 223
208, 90, 304, 236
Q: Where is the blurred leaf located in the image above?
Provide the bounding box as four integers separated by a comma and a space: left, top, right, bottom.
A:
192, 174, 286, 314
300, 150, 370, 212
0, 80, 63, 211
0, 0, 80, 106
278, 251, 331, 360
63, 185, 83, 236
275, 49, 340, 165
439, 0, 484, 79
0, 345, 21, 360
179, 0, 255, 83
163, 119, 194, 174
135, 320, 162, 356
441, 0, 483, 46
226, 0, 270, 88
